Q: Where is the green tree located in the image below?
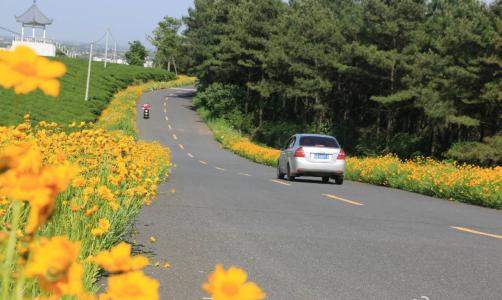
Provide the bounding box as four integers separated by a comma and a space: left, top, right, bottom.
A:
125, 41, 148, 66
149, 16, 192, 72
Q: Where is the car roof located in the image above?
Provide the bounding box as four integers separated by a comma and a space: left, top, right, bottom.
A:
295, 133, 336, 139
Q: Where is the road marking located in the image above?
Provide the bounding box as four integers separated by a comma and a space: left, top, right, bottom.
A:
165, 97, 169, 101
172, 134, 177, 140
165, 116, 168, 121
168, 125, 172, 130
238, 172, 252, 177
323, 194, 364, 206
164, 102, 167, 107
187, 153, 194, 158
178, 144, 184, 150
215, 167, 225, 171
164, 109, 167, 114
202, 298, 212, 300
451, 226, 502, 240
271, 179, 291, 186
199, 160, 208, 165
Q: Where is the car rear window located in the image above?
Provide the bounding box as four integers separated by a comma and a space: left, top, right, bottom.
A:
299, 136, 340, 148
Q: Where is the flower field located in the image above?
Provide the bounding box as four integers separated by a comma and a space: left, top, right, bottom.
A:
0, 117, 171, 298
345, 155, 502, 209
201, 112, 502, 209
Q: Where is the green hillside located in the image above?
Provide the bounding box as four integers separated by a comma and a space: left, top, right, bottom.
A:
0, 57, 174, 126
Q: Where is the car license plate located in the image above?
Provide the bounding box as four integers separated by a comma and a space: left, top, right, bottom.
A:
312, 153, 330, 160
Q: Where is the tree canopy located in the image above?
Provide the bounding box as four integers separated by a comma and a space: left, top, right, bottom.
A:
152, 0, 502, 165
125, 40, 148, 66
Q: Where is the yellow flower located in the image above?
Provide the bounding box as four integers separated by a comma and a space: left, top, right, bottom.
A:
25, 236, 83, 296
0, 143, 79, 234
91, 218, 110, 236
84, 204, 98, 217
99, 271, 159, 300
72, 176, 86, 188
203, 265, 266, 300
0, 46, 66, 96
70, 201, 81, 212
94, 242, 149, 273
97, 186, 115, 202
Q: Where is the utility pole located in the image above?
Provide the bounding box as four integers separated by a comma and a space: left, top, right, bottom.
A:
113, 41, 117, 63
104, 30, 109, 68
85, 42, 94, 101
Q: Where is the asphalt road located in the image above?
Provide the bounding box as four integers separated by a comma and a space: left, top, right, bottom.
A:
134, 88, 502, 300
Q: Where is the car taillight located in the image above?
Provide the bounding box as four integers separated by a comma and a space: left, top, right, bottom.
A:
337, 149, 346, 160
294, 147, 305, 157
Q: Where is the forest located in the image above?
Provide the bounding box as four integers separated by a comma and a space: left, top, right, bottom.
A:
150, 0, 502, 165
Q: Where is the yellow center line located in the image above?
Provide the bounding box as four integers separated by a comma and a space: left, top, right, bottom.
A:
271, 179, 291, 186
238, 172, 252, 177
323, 194, 364, 206
451, 226, 502, 240
215, 167, 225, 171
187, 153, 194, 158
199, 160, 208, 165
172, 134, 177, 140
178, 144, 184, 150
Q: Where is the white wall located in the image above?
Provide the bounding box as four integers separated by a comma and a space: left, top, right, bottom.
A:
11, 41, 56, 57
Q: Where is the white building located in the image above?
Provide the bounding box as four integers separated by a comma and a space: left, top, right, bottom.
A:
11, 1, 56, 57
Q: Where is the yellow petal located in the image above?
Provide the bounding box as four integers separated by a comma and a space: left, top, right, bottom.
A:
38, 79, 60, 97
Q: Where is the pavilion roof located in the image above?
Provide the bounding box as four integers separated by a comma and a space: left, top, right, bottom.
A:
16, 2, 53, 26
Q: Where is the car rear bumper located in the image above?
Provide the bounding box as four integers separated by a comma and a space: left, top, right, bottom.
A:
290, 158, 345, 177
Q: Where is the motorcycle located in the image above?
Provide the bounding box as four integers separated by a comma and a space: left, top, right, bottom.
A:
143, 108, 150, 119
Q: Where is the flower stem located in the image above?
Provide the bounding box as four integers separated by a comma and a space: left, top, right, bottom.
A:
1, 201, 22, 300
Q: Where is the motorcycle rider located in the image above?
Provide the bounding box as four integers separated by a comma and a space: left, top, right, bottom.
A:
142, 103, 151, 111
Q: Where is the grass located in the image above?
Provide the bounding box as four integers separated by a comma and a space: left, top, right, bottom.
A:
0, 57, 174, 126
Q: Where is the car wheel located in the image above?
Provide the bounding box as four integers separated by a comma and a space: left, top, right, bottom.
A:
277, 162, 285, 179
322, 176, 330, 183
334, 176, 344, 185
287, 164, 295, 181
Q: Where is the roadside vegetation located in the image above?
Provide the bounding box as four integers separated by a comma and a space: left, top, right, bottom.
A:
153, 0, 502, 166
0, 56, 173, 127
0, 47, 175, 299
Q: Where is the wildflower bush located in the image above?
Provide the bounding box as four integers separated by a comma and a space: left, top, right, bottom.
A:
345, 155, 502, 209
0, 117, 171, 298
96, 75, 197, 137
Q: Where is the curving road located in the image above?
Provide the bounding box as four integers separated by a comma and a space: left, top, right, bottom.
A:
134, 88, 502, 300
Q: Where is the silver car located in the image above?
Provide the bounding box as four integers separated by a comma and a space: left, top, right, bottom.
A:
277, 134, 346, 184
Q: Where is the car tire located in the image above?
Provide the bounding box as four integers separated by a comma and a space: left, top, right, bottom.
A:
334, 176, 344, 185
277, 162, 285, 179
322, 176, 330, 183
287, 164, 295, 181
